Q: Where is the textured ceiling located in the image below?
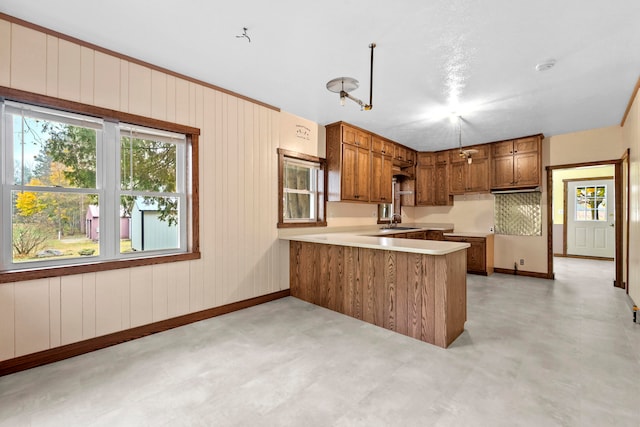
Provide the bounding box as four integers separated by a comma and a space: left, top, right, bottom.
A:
2, 0, 639, 151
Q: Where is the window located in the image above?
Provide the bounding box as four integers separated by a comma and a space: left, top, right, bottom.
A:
277, 148, 326, 228
0, 95, 198, 279
494, 192, 542, 236
575, 185, 607, 221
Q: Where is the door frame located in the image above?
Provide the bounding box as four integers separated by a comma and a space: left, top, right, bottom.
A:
562, 176, 614, 259
546, 155, 627, 289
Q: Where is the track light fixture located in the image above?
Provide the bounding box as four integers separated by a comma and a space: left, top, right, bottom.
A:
326, 43, 376, 110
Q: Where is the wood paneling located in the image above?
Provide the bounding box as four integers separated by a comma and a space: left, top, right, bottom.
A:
14, 279, 50, 356
1, 15, 285, 366
0, 284, 15, 361
60, 275, 84, 345
10, 24, 47, 94
129, 266, 153, 328
94, 51, 120, 110
0, 289, 290, 377
58, 39, 81, 101
45, 35, 58, 98
80, 46, 94, 104
290, 242, 467, 348
49, 278, 61, 348
0, 20, 10, 86
128, 62, 152, 117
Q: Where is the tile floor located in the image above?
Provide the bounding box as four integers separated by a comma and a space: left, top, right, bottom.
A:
1, 258, 639, 426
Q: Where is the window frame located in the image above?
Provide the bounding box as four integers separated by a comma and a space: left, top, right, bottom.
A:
277, 148, 326, 228
0, 86, 200, 284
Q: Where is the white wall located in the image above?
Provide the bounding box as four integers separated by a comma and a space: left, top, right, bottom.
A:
621, 90, 640, 304
0, 19, 289, 362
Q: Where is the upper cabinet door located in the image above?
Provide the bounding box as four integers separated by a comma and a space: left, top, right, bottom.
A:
490, 135, 541, 189
342, 125, 370, 149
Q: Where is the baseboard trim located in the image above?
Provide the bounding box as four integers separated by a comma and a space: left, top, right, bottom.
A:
560, 254, 614, 261
493, 268, 554, 279
0, 289, 290, 377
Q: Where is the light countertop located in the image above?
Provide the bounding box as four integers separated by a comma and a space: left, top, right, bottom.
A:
280, 223, 469, 255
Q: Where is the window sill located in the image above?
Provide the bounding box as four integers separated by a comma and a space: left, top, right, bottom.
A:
0, 252, 201, 284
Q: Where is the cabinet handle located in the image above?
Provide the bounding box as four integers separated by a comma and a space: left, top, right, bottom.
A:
514, 150, 518, 153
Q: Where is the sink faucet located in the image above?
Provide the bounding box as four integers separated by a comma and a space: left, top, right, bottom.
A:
390, 213, 402, 228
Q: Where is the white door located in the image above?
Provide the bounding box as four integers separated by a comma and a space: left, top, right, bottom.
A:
566, 179, 615, 258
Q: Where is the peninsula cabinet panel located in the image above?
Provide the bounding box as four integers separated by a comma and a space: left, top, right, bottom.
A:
289, 241, 467, 348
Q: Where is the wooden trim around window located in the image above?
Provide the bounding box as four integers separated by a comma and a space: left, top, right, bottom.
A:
0, 13, 280, 113
0, 289, 290, 377
0, 87, 201, 283
277, 148, 327, 228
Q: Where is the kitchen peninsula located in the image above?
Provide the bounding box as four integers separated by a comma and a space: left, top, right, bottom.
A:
282, 224, 470, 348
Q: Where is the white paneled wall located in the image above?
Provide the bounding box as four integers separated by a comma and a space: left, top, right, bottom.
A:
622, 90, 640, 304
0, 19, 285, 362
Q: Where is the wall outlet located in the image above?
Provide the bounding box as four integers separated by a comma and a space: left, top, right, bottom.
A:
489, 226, 494, 233
519, 259, 524, 265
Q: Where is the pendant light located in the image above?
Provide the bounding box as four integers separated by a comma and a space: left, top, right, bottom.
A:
456, 116, 478, 164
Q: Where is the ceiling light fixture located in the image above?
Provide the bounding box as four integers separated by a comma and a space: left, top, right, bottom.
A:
535, 59, 556, 72
456, 116, 478, 164
326, 43, 376, 110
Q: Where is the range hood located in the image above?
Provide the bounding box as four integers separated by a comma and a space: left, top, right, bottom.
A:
490, 187, 541, 194
391, 164, 412, 178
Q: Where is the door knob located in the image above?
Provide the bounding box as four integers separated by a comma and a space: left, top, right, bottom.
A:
609, 224, 615, 227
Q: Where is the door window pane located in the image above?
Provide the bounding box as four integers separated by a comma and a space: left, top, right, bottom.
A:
575, 185, 606, 221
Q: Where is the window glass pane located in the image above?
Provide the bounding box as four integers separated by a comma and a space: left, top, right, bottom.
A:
284, 162, 312, 191
121, 135, 177, 192
11, 191, 99, 262
12, 114, 97, 189
123, 196, 179, 253
284, 193, 312, 220
575, 185, 607, 221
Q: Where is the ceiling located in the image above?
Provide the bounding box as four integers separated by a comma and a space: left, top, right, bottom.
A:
2, 0, 640, 151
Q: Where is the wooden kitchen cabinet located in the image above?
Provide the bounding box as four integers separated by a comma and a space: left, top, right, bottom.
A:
449, 145, 490, 195
491, 135, 542, 190
326, 122, 372, 202
416, 164, 435, 205
415, 152, 452, 206
341, 143, 371, 201
405, 230, 428, 240
371, 136, 393, 156
434, 154, 453, 206
342, 124, 371, 148
394, 144, 408, 163
425, 229, 452, 241
370, 151, 393, 203
443, 234, 494, 275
